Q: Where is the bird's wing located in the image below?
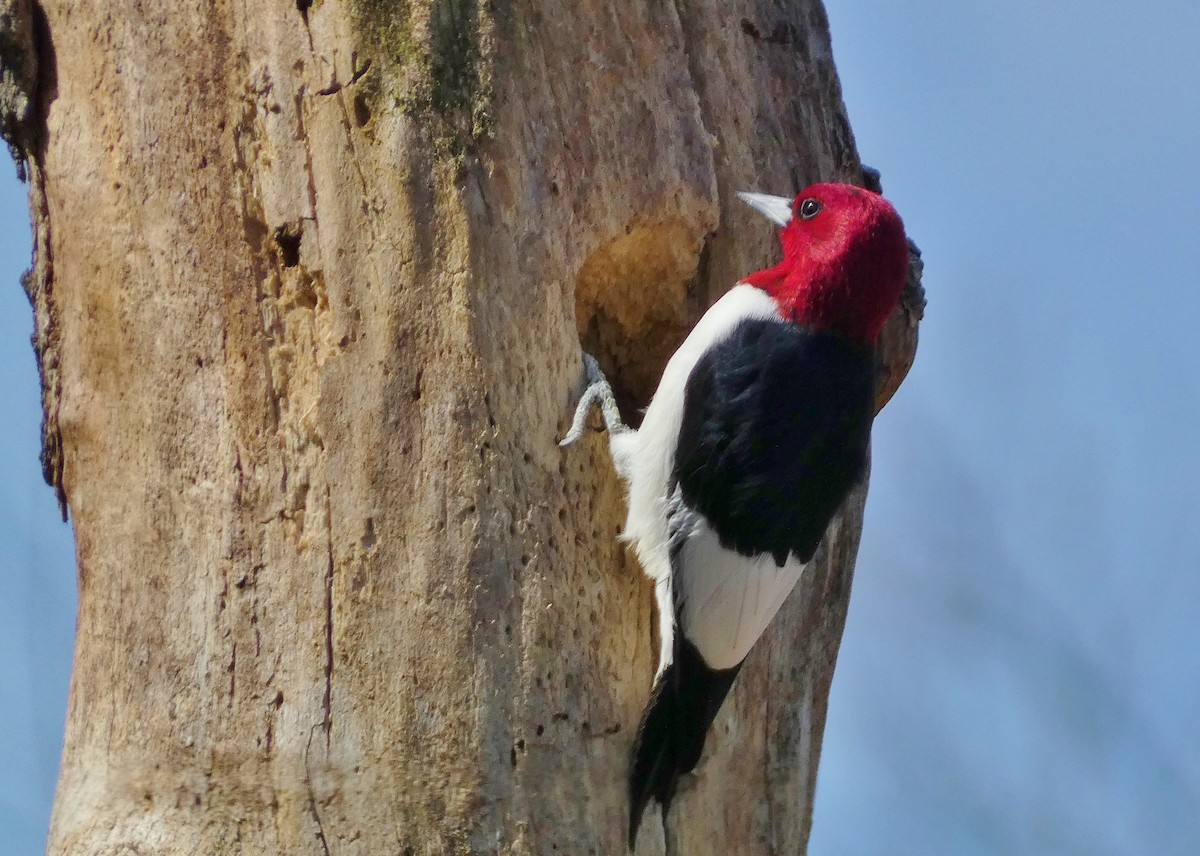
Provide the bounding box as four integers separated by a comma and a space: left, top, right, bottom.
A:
670, 318, 875, 669
676, 318, 875, 567
672, 521, 807, 671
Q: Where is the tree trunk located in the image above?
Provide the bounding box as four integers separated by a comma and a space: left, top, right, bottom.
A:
5, 0, 922, 853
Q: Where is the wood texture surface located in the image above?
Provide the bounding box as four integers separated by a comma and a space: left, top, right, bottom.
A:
5, 1, 922, 853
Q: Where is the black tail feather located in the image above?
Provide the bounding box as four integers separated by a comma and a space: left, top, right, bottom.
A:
627, 637, 742, 849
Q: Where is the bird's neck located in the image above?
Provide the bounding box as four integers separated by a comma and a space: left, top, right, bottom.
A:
742, 261, 881, 347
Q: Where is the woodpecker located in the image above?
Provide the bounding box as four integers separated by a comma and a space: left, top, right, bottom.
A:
560, 182, 910, 848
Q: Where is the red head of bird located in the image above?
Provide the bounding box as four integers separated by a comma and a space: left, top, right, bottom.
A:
738, 183, 909, 346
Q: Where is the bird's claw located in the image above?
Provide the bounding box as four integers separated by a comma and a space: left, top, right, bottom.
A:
559, 353, 628, 447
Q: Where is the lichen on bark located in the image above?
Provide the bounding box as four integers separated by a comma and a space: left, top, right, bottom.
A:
350, 0, 496, 157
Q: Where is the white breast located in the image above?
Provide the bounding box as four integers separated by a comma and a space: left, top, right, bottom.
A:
618, 284, 781, 578
612, 284, 785, 675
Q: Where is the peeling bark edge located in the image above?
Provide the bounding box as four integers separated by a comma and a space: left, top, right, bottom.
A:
5, 0, 66, 518
24, 166, 66, 519
874, 240, 925, 413
0, 0, 37, 172
866, 163, 926, 412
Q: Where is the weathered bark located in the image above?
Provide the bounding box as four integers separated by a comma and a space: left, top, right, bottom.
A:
7, 1, 922, 853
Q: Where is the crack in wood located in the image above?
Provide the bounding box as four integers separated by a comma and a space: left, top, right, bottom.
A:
304, 724, 334, 856
322, 482, 335, 743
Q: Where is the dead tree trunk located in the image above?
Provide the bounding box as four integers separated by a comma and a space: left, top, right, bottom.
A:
4, 0, 921, 853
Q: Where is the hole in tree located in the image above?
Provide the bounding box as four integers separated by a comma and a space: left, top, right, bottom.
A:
275, 224, 301, 268
573, 220, 711, 424
353, 93, 372, 127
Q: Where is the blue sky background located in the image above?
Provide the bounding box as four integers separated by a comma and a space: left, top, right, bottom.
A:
3, 2, 1199, 853
0, 179, 77, 845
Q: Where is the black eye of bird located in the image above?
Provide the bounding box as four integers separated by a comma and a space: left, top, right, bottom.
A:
798, 198, 822, 220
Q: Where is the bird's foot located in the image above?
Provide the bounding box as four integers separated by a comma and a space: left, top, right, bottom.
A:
559, 353, 629, 447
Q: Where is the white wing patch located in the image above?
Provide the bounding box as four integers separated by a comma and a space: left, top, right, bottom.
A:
675, 522, 807, 671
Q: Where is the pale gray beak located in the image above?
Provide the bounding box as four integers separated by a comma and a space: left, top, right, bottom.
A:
736, 191, 793, 227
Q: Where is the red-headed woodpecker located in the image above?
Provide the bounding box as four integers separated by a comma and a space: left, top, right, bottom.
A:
560, 183, 910, 848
